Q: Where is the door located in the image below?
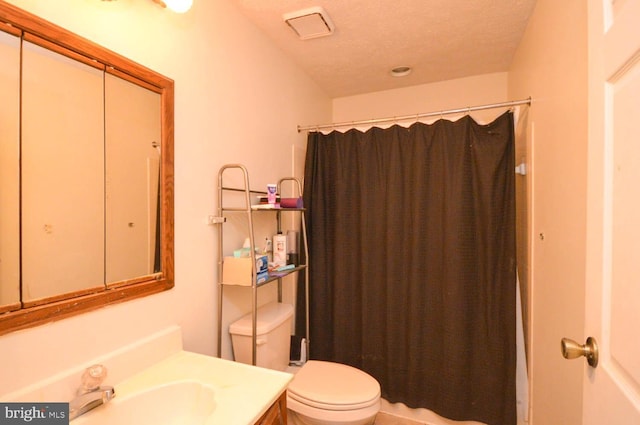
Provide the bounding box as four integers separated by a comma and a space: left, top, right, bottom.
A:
583, 0, 640, 422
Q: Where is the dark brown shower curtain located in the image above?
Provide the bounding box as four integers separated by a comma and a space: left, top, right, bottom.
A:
301, 112, 516, 425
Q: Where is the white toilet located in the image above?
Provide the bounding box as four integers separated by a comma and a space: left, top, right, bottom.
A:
229, 302, 381, 425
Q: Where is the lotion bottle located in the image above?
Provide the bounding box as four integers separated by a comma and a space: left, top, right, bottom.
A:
273, 232, 287, 267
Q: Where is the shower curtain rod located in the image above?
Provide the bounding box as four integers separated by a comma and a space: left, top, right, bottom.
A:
297, 97, 532, 132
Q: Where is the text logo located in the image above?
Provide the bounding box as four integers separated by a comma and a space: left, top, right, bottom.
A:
1, 403, 68, 424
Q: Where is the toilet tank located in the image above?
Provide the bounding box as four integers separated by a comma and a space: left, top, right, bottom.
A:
229, 302, 293, 371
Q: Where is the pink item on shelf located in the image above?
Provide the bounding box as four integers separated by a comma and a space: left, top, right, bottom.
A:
280, 197, 303, 208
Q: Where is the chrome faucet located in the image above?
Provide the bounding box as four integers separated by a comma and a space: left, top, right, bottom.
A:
69, 364, 115, 421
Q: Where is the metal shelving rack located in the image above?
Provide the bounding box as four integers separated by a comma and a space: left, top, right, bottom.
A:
214, 164, 309, 366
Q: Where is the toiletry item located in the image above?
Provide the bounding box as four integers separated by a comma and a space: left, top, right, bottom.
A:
262, 238, 273, 262
262, 238, 273, 254
257, 194, 281, 204
273, 233, 287, 267
280, 197, 303, 208
267, 184, 277, 204
286, 230, 299, 266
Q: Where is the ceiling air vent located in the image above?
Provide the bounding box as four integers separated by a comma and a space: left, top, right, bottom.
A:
283, 7, 335, 40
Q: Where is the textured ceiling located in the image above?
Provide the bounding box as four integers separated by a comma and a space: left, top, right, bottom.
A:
228, 0, 537, 98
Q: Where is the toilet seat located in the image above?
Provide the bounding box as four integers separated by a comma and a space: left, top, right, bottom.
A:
287, 360, 381, 411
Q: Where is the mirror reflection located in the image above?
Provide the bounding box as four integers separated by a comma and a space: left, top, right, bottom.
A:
15, 41, 163, 303
105, 73, 162, 284
21, 40, 107, 302
0, 29, 20, 308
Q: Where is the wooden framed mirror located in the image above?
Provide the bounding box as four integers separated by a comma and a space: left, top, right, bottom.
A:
0, 0, 174, 335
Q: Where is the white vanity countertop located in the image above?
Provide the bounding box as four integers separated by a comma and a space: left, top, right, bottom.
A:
114, 350, 293, 425
2, 327, 290, 424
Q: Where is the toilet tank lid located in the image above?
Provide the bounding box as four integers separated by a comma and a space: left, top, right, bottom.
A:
229, 302, 293, 336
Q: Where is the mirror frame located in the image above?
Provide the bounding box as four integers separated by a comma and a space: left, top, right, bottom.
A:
0, 1, 174, 335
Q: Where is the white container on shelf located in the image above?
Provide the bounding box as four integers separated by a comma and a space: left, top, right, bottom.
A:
273, 233, 287, 267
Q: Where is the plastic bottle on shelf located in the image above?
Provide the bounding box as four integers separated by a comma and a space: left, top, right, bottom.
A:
273, 232, 287, 267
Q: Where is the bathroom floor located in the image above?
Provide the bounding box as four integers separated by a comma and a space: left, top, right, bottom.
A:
375, 411, 527, 425
374, 412, 425, 425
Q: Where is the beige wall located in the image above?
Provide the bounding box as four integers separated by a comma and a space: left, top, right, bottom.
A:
508, 0, 588, 424
332, 72, 509, 125
0, 3, 593, 424
0, 0, 330, 396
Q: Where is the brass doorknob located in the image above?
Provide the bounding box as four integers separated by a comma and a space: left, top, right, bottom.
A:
561, 337, 599, 368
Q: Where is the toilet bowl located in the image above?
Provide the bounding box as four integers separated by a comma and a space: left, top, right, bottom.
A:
229, 303, 381, 425
286, 360, 381, 425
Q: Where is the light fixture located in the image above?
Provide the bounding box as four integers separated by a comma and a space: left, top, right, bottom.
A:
151, 0, 193, 13
390, 66, 412, 77
283, 7, 335, 40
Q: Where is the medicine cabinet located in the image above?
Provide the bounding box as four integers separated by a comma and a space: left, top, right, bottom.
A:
0, 1, 174, 334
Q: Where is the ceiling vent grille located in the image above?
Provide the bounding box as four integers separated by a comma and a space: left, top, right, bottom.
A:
283, 7, 335, 40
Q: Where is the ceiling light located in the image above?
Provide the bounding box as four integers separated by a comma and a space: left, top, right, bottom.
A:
151, 0, 193, 13
283, 7, 335, 40
390, 66, 412, 77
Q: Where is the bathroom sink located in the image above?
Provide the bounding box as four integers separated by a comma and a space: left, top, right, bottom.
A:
72, 380, 216, 425
4, 328, 293, 425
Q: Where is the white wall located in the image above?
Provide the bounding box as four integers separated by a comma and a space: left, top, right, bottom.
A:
0, 0, 330, 396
